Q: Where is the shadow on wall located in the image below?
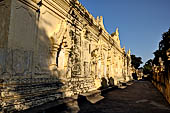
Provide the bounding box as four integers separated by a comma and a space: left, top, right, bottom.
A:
108, 77, 114, 86
101, 77, 108, 89
100, 77, 115, 89
132, 73, 138, 80
0, 1, 67, 112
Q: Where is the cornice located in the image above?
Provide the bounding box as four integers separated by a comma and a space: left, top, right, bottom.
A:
41, 0, 69, 19
18, 0, 39, 11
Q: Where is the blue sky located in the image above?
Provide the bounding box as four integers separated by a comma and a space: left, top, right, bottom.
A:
79, 0, 170, 66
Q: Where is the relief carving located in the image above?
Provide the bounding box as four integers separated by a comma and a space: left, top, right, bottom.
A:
84, 62, 89, 76
70, 45, 81, 75
69, 28, 82, 76
0, 49, 32, 77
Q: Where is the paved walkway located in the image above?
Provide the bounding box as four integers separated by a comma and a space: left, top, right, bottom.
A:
78, 81, 170, 113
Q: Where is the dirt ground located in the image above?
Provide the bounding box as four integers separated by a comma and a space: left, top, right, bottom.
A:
78, 81, 170, 113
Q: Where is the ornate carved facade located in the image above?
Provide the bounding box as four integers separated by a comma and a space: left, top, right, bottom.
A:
0, 0, 132, 112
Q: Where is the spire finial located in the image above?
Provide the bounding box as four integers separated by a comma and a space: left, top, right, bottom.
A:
116, 27, 119, 36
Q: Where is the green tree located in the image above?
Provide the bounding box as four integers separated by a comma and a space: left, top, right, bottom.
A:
131, 54, 143, 69
143, 59, 153, 75
153, 28, 170, 66
153, 50, 162, 65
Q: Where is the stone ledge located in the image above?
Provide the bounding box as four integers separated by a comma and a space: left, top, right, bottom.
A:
85, 95, 104, 104
118, 86, 127, 89
127, 81, 134, 86
80, 90, 104, 104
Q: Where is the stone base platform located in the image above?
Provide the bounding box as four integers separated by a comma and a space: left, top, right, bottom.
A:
20, 90, 104, 113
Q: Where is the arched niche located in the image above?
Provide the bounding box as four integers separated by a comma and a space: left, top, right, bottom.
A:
49, 21, 72, 78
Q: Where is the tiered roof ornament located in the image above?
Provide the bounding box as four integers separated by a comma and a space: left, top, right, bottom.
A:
115, 27, 119, 36
111, 27, 121, 46
122, 46, 125, 52
98, 16, 105, 29
127, 49, 131, 57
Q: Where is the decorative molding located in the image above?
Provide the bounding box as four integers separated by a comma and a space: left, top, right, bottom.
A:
18, 0, 39, 11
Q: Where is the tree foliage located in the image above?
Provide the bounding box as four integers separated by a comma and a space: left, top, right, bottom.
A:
153, 50, 162, 65
153, 28, 170, 66
131, 54, 143, 69
143, 59, 153, 75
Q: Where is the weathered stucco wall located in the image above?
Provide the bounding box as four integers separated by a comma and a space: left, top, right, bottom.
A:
0, 0, 11, 48
0, 0, 11, 80
0, 0, 132, 112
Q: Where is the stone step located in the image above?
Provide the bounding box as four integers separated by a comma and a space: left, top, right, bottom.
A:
127, 82, 133, 86
118, 86, 127, 89
86, 95, 104, 104
80, 90, 104, 104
